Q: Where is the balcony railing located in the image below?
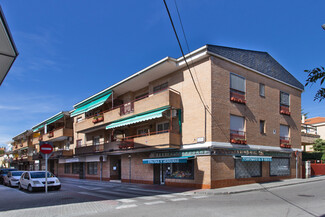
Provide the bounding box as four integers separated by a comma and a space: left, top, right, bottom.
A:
75, 144, 104, 155
120, 102, 134, 116
280, 105, 290, 116
230, 89, 246, 104
42, 127, 73, 141
280, 136, 291, 148
230, 130, 247, 145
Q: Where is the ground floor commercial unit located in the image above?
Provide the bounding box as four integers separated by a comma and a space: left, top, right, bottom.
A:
56, 143, 301, 189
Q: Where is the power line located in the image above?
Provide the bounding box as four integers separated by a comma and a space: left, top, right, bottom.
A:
162, 0, 229, 140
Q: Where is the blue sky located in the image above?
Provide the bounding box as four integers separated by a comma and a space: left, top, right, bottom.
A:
0, 0, 324, 147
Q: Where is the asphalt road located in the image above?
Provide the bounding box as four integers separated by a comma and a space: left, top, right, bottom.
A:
1, 178, 325, 217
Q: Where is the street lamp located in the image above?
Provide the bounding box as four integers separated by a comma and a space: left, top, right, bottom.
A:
322, 24, 325, 30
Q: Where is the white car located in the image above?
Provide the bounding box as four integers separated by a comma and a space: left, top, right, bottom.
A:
19, 171, 61, 192
3, 171, 24, 187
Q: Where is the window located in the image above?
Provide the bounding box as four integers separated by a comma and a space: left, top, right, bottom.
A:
76, 117, 83, 123
280, 125, 289, 140
64, 164, 70, 174
259, 83, 265, 97
230, 115, 245, 135
230, 73, 245, 93
93, 136, 100, 146
137, 128, 149, 136
165, 160, 194, 179
235, 160, 261, 178
280, 92, 290, 106
157, 122, 169, 133
87, 162, 98, 175
270, 158, 290, 176
153, 82, 168, 93
76, 139, 82, 148
135, 93, 148, 101
72, 163, 79, 174
260, 120, 266, 134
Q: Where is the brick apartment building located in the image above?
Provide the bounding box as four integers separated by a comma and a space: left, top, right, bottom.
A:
12, 45, 304, 189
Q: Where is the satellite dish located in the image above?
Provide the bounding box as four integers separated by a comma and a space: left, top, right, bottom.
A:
322, 24, 325, 30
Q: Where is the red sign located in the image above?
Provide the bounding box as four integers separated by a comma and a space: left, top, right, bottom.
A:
40, 143, 53, 154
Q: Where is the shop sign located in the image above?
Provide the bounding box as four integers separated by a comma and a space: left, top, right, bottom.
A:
66, 158, 80, 163
150, 149, 210, 158
213, 148, 290, 158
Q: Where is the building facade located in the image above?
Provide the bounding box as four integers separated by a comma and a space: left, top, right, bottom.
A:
14, 45, 304, 189
301, 116, 325, 152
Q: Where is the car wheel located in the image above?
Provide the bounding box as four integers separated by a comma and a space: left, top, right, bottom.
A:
28, 185, 33, 192
18, 183, 22, 190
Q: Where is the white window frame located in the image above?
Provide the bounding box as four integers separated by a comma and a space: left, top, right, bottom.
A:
259, 83, 265, 97
280, 124, 290, 138
137, 127, 149, 136
230, 73, 246, 93
280, 91, 290, 106
156, 121, 170, 133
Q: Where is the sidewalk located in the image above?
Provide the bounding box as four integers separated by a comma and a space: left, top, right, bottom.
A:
193, 176, 325, 195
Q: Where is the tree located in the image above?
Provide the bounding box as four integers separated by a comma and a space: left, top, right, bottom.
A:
305, 66, 325, 102
313, 139, 325, 152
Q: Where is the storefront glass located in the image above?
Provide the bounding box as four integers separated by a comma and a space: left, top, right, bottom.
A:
235, 160, 261, 178
270, 158, 290, 176
72, 163, 79, 174
165, 160, 194, 179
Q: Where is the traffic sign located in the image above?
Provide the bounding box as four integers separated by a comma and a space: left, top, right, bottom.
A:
40, 142, 53, 154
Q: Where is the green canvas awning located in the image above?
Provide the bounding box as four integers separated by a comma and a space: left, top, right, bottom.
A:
46, 114, 64, 125
71, 91, 112, 117
241, 156, 272, 162
143, 156, 194, 164
32, 125, 44, 132
106, 107, 169, 130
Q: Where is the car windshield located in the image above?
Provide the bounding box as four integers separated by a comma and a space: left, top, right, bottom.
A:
30, 172, 54, 178
11, 172, 24, 176
1, 169, 16, 175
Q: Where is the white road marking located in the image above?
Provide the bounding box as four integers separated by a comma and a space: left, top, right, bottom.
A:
116, 204, 138, 209
192, 196, 208, 199
139, 196, 158, 200
144, 201, 165, 205
158, 194, 175, 198
170, 198, 188, 201
117, 199, 136, 203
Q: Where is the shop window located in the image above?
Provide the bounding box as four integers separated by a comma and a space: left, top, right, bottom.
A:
157, 122, 169, 134
165, 160, 194, 179
64, 164, 70, 174
153, 82, 168, 93
270, 158, 290, 176
235, 160, 261, 179
259, 83, 265, 97
72, 163, 79, 174
87, 162, 98, 175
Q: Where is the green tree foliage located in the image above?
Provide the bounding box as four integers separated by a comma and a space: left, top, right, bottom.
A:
313, 139, 325, 152
305, 66, 325, 102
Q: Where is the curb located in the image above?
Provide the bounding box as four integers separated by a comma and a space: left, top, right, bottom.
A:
193, 177, 325, 196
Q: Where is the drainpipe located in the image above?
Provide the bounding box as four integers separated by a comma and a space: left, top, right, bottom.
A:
295, 151, 298, 178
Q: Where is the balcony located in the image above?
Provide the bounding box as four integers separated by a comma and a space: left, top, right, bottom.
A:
280, 136, 291, 148
75, 88, 181, 132
301, 132, 320, 145
51, 149, 73, 158
230, 130, 247, 145
75, 144, 104, 155
280, 105, 290, 116
230, 89, 246, 104
42, 127, 73, 141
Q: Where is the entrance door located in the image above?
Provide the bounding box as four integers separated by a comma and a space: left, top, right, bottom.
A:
153, 164, 166, 185
79, 162, 85, 179
117, 159, 121, 180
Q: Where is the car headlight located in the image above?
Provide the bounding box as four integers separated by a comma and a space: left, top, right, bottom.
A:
33, 180, 41, 185
55, 179, 60, 184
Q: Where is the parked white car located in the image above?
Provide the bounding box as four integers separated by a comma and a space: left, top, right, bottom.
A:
3, 171, 24, 187
19, 171, 61, 192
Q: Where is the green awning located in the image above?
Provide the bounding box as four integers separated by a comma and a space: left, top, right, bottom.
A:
32, 125, 44, 132
143, 156, 194, 164
71, 91, 112, 117
106, 107, 168, 130
241, 156, 272, 162
19, 147, 29, 151
46, 114, 64, 125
